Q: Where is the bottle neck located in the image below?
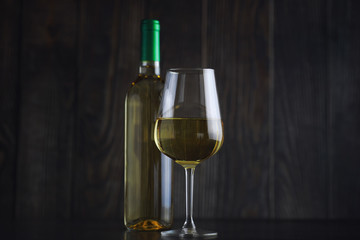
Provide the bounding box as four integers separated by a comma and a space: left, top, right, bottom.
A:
139, 61, 160, 76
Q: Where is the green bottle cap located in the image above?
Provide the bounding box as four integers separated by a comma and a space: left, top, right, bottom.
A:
141, 19, 160, 61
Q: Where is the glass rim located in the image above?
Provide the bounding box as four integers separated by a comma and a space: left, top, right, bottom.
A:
167, 68, 214, 74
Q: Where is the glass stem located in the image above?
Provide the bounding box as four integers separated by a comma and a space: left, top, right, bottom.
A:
182, 167, 196, 232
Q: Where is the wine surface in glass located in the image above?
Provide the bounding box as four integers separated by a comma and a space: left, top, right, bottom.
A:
155, 118, 223, 168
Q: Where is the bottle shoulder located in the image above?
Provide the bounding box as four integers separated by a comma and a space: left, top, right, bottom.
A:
134, 74, 163, 85
126, 75, 164, 94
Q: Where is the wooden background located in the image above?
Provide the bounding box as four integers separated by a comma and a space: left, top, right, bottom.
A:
1, 0, 360, 220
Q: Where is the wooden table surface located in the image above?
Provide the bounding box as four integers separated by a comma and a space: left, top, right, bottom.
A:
1, 219, 359, 240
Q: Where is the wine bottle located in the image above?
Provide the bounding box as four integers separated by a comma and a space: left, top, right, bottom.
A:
124, 19, 173, 231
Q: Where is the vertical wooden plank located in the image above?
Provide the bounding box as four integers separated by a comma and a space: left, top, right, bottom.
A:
74, 0, 142, 219
328, 0, 360, 218
273, 0, 328, 218
145, 0, 202, 219
74, 0, 202, 220
0, 0, 20, 219
206, 0, 270, 218
15, 0, 77, 218
146, 0, 202, 74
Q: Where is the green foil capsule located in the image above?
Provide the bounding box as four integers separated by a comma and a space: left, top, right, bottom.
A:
141, 19, 160, 62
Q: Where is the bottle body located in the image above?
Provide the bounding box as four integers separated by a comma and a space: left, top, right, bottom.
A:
124, 67, 173, 230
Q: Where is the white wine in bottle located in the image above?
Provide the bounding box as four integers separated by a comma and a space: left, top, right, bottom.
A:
124, 19, 173, 231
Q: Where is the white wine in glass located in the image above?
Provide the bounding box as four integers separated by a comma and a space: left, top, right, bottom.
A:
154, 68, 224, 238
155, 118, 223, 168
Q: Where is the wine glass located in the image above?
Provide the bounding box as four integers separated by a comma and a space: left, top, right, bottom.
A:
154, 68, 224, 238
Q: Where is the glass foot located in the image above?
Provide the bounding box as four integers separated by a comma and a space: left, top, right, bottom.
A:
161, 228, 218, 239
